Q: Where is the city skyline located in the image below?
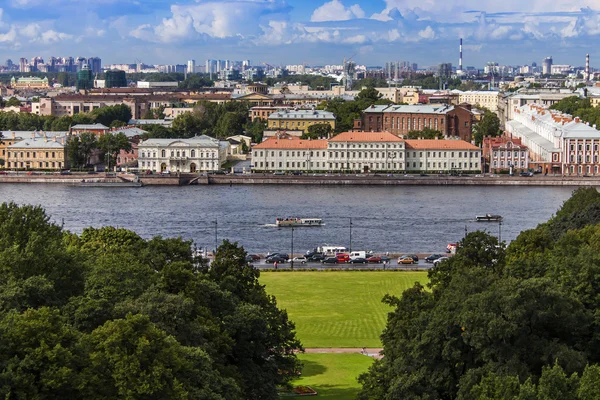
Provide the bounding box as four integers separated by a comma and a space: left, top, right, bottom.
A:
0, 0, 599, 67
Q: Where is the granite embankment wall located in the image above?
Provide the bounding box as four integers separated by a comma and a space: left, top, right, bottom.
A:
2, 173, 600, 186
207, 174, 600, 186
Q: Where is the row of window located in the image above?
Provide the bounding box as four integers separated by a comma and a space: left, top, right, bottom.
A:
407, 151, 479, 159
256, 161, 406, 169
6, 161, 61, 168
384, 116, 443, 132
330, 152, 403, 159
7, 151, 59, 159
407, 161, 479, 169
140, 150, 216, 158
140, 161, 217, 168
329, 143, 402, 149
570, 144, 600, 152
493, 161, 527, 167
569, 155, 600, 163
493, 151, 527, 158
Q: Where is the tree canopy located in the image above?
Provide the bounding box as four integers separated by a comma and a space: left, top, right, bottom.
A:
0, 202, 302, 399
473, 109, 501, 146
358, 187, 600, 400
550, 96, 600, 129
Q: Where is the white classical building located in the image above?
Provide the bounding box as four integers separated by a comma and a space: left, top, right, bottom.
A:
251, 132, 481, 173
327, 131, 405, 172
405, 140, 481, 172
507, 103, 600, 175
137, 135, 229, 173
252, 136, 329, 172
454, 90, 501, 112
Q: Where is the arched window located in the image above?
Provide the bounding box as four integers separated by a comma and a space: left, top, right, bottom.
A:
171, 151, 174, 157
161, 150, 166, 157
191, 150, 195, 158
153, 152, 156, 158
176, 151, 180, 157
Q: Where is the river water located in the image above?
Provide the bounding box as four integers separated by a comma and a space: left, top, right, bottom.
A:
0, 184, 579, 254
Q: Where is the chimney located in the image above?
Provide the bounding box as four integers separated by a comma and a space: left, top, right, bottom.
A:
44, 137, 48, 143
586, 54, 590, 81
53, 136, 57, 142
459, 38, 463, 71
12, 132, 15, 139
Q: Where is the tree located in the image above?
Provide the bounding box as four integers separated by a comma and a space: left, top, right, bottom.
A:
5, 97, 21, 107
302, 123, 332, 139
473, 110, 501, 146
244, 118, 265, 143
97, 132, 131, 168
91, 104, 132, 127
215, 111, 246, 139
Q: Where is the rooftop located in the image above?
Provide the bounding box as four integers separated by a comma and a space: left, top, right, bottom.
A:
139, 135, 221, 147
268, 110, 336, 120
405, 139, 479, 150
8, 137, 66, 149
363, 104, 455, 114
71, 123, 109, 130
329, 131, 403, 143
253, 136, 328, 149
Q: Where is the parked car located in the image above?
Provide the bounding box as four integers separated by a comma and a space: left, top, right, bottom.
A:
433, 257, 450, 266
265, 255, 288, 264
266, 253, 289, 261
425, 254, 444, 263
273, 171, 285, 176
367, 256, 382, 263
398, 256, 416, 265
247, 254, 261, 261
307, 253, 325, 262
0, 171, 7, 175
520, 171, 534, 177
336, 253, 350, 263
404, 254, 419, 262
59, 170, 72, 175
292, 256, 308, 264
245, 255, 256, 263
348, 257, 368, 264
379, 256, 391, 263
322, 257, 338, 264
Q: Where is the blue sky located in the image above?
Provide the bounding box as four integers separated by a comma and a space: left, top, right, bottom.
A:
0, 0, 599, 68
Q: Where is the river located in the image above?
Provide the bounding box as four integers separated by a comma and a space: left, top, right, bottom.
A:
0, 184, 580, 254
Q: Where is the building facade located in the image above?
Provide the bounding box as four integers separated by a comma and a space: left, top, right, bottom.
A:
10, 76, 50, 89
251, 132, 480, 173
482, 136, 529, 173
506, 103, 600, 175
456, 91, 501, 112
137, 135, 229, 173
404, 140, 481, 172
362, 104, 473, 142
252, 136, 329, 172
5, 134, 66, 170
267, 109, 336, 133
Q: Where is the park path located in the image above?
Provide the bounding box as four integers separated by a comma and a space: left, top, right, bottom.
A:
303, 348, 384, 359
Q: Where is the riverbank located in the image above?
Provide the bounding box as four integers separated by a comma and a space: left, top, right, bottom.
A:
2, 172, 600, 186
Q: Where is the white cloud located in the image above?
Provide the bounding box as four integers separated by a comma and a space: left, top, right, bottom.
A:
135, 0, 288, 43
40, 29, 73, 43
311, 0, 365, 22
0, 26, 17, 43
418, 25, 435, 39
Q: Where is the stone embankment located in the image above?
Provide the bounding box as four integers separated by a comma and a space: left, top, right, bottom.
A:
2, 172, 600, 186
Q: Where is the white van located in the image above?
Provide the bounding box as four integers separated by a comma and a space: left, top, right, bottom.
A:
349, 251, 367, 260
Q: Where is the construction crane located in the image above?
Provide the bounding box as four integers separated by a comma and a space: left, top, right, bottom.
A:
343, 53, 357, 90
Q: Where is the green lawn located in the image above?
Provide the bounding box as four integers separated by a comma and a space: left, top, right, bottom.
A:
292, 353, 374, 400
261, 271, 427, 347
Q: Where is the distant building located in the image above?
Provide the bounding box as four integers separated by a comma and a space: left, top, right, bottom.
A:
10, 76, 50, 89
87, 57, 102, 74
76, 65, 94, 91
137, 135, 229, 173
267, 110, 336, 133
137, 81, 178, 88
104, 70, 127, 88
70, 123, 110, 136
542, 57, 553, 75
455, 91, 501, 112
361, 104, 473, 142
187, 60, 196, 74
251, 135, 329, 172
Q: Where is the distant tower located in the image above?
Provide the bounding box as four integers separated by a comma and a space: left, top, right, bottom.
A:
542, 56, 553, 75
459, 38, 463, 72
586, 54, 590, 81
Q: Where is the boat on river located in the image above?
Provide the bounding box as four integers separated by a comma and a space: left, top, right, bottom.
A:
276, 217, 323, 227
476, 214, 503, 222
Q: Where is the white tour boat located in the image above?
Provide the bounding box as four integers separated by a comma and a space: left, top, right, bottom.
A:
275, 218, 323, 227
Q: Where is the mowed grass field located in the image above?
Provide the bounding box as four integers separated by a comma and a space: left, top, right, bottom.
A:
293, 353, 374, 400
260, 271, 428, 348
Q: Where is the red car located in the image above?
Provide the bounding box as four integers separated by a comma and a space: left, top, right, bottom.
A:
367, 256, 382, 263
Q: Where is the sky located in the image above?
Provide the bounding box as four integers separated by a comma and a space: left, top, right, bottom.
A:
0, 0, 599, 68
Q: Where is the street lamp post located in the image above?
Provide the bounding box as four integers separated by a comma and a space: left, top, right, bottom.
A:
290, 226, 294, 270
349, 217, 353, 252
214, 218, 218, 254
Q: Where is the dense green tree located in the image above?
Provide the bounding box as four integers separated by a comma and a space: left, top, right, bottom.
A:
97, 132, 131, 168
473, 110, 501, 146
215, 111, 245, 139
302, 123, 332, 139
244, 118, 266, 143
5, 97, 21, 107
179, 74, 214, 89
91, 104, 132, 127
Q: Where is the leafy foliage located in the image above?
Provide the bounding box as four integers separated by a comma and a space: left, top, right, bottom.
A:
404, 127, 443, 139
0, 204, 301, 399
358, 188, 600, 399
302, 123, 332, 139
551, 96, 600, 129
473, 109, 501, 146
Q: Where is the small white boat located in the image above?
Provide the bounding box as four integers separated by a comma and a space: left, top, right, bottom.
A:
476, 214, 503, 222
276, 218, 323, 227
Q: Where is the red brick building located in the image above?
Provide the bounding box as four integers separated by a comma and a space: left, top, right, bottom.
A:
361, 104, 473, 142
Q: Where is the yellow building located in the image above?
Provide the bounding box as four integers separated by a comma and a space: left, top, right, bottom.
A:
590, 95, 600, 108
457, 91, 501, 112
5, 134, 66, 170
267, 109, 336, 133
0, 133, 24, 165
10, 76, 50, 89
